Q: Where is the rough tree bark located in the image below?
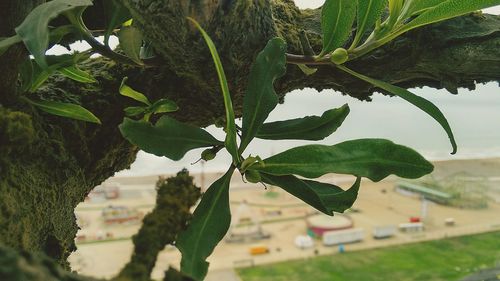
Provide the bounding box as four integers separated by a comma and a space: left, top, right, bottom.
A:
0, 0, 499, 276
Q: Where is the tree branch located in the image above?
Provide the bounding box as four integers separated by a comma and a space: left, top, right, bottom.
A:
116, 170, 200, 281
0, 0, 499, 275
119, 0, 499, 100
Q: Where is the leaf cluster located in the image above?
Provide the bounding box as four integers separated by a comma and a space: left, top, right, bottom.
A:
312, 0, 498, 154
0, 0, 150, 124
119, 19, 440, 281
2, 2, 499, 280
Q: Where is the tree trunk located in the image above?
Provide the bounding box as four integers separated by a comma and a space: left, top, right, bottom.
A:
0, 0, 499, 270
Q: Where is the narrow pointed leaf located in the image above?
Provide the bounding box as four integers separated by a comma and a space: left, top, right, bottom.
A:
351, 0, 387, 48
387, 0, 404, 28
119, 77, 151, 105
401, 0, 500, 34
26, 98, 101, 124
19, 59, 34, 93
48, 25, 78, 46
388, 0, 404, 16
0, 34, 22, 56
401, 0, 442, 18
27, 54, 80, 92
187, 17, 239, 163
119, 116, 223, 161
124, 106, 147, 117
256, 104, 350, 141
58, 66, 97, 83
338, 65, 457, 154
118, 26, 143, 65
177, 167, 235, 281
252, 139, 434, 182
261, 173, 361, 215
148, 98, 179, 114
29, 65, 51, 93
320, 0, 357, 56
103, 0, 131, 45
14, 0, 93, 68
240, 38, 287, 152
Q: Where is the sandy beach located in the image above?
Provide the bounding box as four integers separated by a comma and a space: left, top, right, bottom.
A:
69, 157, 500, 279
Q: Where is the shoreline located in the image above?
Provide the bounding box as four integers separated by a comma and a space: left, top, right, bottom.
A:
72, 156, 500, 278
106, 156, 500, 185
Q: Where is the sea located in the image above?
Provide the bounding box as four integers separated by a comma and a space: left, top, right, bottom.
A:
117, 82, 500, 176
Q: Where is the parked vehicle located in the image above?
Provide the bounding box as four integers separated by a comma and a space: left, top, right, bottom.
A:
373, 225, 397, 239
294, 235, 314, 249
445, 217, 456, 226
409, 216, 421, 223
322, 228, 364, 246
249, 245, 270, 255
398, 222, 424, 233
101, 206, 142, 225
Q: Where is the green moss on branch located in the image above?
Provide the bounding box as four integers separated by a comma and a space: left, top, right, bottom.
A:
116, 170, 201, 281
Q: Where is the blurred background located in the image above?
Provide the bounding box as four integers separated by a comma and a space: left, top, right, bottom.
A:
63, 2, 500, 281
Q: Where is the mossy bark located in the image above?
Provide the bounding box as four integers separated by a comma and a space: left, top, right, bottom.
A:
0, 61, 138, 268
116, 170, 201, 281
0, 0, 499, 275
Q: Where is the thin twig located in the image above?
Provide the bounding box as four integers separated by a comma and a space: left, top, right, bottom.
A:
286, 53, 332, 65
82, 30, 162, 67
82, 33, 139, 66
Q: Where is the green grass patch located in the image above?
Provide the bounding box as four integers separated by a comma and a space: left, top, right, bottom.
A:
238, 231, 500, 281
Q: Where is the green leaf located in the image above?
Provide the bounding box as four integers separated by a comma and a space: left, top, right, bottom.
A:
177, 167, 235, 281
240, 38, 287, 152
386, 0, 405, 29
187, 17, 239, 164
261, 174, 361, 215
0, 34, 22, 56
124, 106, 147, 117
118, 26, 143, 65
388, 0, 404, 16
58, 66, 97, 83
119, 77, 151, 105
252, 139, 434, 182
21, 57, 56, 93
148, 99, 179, 114
24, 54, 89, 92
256, 104, 350, 141
119, 116, 224, 161
29, 66, 60, 92
351, 0, 387, 48
48, 25, 78, 46
401, 0, 500, 32
401, 0, 442, 18
320, 0, 357, 56
103, 0, 132, 45
14, 0, 93, 68
1, 25, 76, 58
26, 98, 101, 124
337, 65, 457, 154
19, 59, 35, 93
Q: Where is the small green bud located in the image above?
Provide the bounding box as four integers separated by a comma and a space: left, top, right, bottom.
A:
330, 48, 349, 65
245, 170, 261, 184
240, 156, 256, 172
201, 149, 216, 161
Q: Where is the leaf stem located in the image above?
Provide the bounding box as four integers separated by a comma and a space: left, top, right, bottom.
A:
69, 12, 160, 68
82, 33, 138, 65
285, 54, 331, 65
